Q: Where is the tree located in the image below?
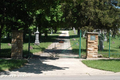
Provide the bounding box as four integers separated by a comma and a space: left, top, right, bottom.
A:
69, 0, 120, 35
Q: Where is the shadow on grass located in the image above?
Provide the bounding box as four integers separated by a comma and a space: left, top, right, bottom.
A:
34, 45, 46, 51
69, 35, 79, 39
0, 49, 34, 58
72, 49, 86, 54
98, 49, 118, 52
1, 38, 11, 43
98, 59, 120, 61
23, 35, 59, 43
0, 57, 67, 75
58, 35, 79, 40
0, 49, 11, 58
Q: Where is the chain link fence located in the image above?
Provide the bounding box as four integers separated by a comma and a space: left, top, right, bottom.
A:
98, 32, 120, 58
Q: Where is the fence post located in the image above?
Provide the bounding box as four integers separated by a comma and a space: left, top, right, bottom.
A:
109, 32, 111, 58
79, 30, 81, 58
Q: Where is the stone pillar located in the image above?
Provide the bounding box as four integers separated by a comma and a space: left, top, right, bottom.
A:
11, 30, 23, 59
34, 27, 40, 45
86, 32, 98, 58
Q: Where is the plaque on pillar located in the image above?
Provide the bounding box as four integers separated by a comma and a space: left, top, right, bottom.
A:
86, 32, 98, 58
34, 27, 40, 45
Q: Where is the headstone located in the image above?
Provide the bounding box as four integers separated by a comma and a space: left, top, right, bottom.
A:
73, 27, 77, 34
104, 35, 107, 41
34, 27, 40, 45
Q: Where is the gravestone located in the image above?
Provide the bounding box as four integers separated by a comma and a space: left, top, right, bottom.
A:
86, 32, 98, 58
34, 27, 40, 45
73, 27, 77, 34
104, 35, 107, 41
11, 30, 23, 59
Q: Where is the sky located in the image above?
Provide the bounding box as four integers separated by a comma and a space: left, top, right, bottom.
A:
111, 0, 120, 9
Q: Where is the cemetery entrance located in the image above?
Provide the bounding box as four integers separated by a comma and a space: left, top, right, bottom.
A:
41, 30, 81, 58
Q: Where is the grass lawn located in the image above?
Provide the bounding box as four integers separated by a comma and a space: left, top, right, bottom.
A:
0, 31, 60, 71
0, 59, 27, 71
82, 59, 120, 72
69, 30, 87, 57
0, 31, 61, 58
69, 30, 120, 58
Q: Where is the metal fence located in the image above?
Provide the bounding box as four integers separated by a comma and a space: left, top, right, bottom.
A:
1, 30, 120, 59
98, 32, 120, 58
70, 30, 120, 58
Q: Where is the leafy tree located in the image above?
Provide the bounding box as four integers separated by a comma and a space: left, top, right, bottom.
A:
69, 0, 120, 35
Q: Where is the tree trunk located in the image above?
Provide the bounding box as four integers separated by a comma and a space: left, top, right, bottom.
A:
7, 33, 10, 39
112, 30, 116, 38
39, 31, 41, 42
0, 33, 1, 51
0, 24, 4, 52
23, 32, 26, 42
45, 30, 48, 39
54, 27, 57, 33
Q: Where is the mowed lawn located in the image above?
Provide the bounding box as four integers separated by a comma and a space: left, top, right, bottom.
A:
69, 30, 86, 57
82, 59, 120, 72
1, 31, 61, 58
0, 59, 27, 71
69, 30, 120, 58
0, 31, 60, 71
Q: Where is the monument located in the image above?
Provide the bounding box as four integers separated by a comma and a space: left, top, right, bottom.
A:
34, 27, 40, 45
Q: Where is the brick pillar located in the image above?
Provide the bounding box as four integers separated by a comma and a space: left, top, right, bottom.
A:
86, 32, 98, 58
11, 30, 23, 59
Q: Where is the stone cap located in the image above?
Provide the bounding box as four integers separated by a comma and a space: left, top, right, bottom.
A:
87, 32, 98, 35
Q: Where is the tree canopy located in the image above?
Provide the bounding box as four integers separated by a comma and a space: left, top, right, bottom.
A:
61, 0, 120, 31
0, 0, 120, 38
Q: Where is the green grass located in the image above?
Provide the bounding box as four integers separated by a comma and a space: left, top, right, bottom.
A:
69, 30, 86, 57
98, 37, 120, 58
82, 59, 120, 72
0, 31, 61, 58
0, 59, 27, 71
69, 30, 120, 58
